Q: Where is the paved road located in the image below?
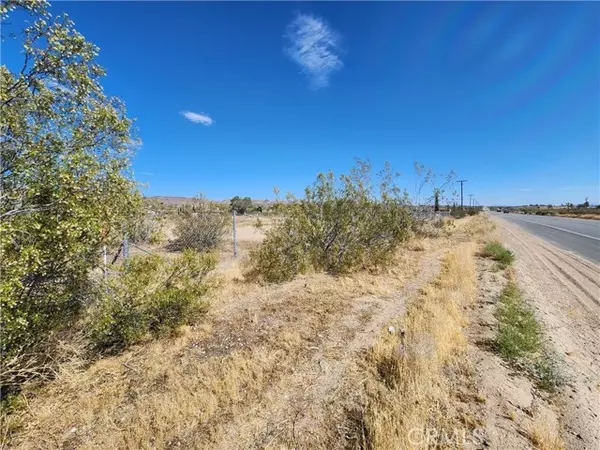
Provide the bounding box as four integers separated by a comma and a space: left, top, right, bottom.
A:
490, 212, 600, 265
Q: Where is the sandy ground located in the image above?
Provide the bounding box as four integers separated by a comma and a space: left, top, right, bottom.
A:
489, 216, 600, 450
465, 255, 563, 450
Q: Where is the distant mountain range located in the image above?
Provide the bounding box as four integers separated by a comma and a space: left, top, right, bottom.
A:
148, 196, 275, 206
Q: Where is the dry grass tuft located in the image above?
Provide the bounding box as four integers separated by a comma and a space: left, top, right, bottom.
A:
356, 242, 478, 449
528, 411, 565, 450
455, 214, 496, 242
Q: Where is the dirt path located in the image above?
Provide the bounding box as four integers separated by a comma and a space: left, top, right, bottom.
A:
211, 249, 444, 449
491, 216, 600, 450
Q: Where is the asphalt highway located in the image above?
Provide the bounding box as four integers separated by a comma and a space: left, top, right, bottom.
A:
490, 212, 600, 265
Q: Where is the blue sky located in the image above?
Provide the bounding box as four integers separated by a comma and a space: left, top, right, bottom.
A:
4, 1, 599, 205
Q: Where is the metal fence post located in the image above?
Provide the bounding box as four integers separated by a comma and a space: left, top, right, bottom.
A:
233, 210, 237, 257
102, 245, 107, 277
123, 234, 129, 260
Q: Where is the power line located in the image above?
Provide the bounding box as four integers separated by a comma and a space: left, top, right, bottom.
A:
456, 180, 467, 209
469, 194, 474, 207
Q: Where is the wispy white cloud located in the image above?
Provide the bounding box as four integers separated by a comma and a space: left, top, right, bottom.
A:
180, 111, 214, 126
284, 13, 343, 89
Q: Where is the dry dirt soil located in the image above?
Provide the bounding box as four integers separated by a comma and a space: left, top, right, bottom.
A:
481, 216, 600, 450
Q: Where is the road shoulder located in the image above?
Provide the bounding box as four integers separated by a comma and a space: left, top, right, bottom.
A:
493, 217, 600, 450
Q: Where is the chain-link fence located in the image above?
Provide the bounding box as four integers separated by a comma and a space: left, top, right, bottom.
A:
103, 210, 240, 273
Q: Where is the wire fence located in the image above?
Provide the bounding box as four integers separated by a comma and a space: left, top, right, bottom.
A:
102, 210, 241, 276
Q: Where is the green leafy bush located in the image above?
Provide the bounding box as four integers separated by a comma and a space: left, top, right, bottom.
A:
249, 161, 412, 282
1, 1, 140, 387
88, 250, 216, 351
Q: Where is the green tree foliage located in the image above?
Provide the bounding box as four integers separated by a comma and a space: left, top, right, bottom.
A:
434, 189, 440, 212
1, 1, 140, 377
578, 197, 589, 209
88, 250, 216, 351
250, 161, 412, 283
230, 196, 253, 214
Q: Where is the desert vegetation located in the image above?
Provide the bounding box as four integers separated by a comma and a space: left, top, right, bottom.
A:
249, 161, 414, 282
1, 0, 142, 393
480, 241, 515, 269
88, 250, 217, 351
0, 1, 227, 400
167, 198, 229, 253
2, 2, 583, 449
494, 281, 564, 393
0, 0, 452, 406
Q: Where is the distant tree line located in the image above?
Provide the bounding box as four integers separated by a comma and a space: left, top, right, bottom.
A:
230, 196, 262, 214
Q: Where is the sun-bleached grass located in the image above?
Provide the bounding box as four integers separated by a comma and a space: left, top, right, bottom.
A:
455, 213, 496, 242
1, 216, 482, 449
357, 242, 478, 450
528, 411, 565, 450
1, 239, 428, 449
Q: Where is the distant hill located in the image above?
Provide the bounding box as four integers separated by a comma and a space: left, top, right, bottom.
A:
148, 196, 275, 206
148, 196, 195, 206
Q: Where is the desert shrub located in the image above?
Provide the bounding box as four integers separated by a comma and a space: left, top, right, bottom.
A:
412, 216, 447, 238
450, 207, 479, 218
149, 228, 167, 245
169, 212, 228, 252
88, 250, 216, 351
481, 241, 514, 269
449, 209, 468, 219
1, 2, 140, 391
126, 213, 161, 244
530, 350, 565, 393
494, 282, 564, 392
250, 161, 412, 282
230, 196, 253, 214
495, 282, 541, 360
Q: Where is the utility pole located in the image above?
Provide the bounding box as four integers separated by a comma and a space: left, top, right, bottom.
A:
457, 180, 467, 209
469, 194, 474, 208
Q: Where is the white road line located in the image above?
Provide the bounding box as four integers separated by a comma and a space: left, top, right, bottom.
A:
507, 216, 600, 242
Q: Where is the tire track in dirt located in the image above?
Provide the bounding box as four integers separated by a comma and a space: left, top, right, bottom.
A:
491, 216, 600, 450
212, 249, 445, 449
545, 258, 600, 308
543, 247, 600, 291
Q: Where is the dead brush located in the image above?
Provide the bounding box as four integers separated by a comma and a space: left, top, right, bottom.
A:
528, 411, 565, 450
